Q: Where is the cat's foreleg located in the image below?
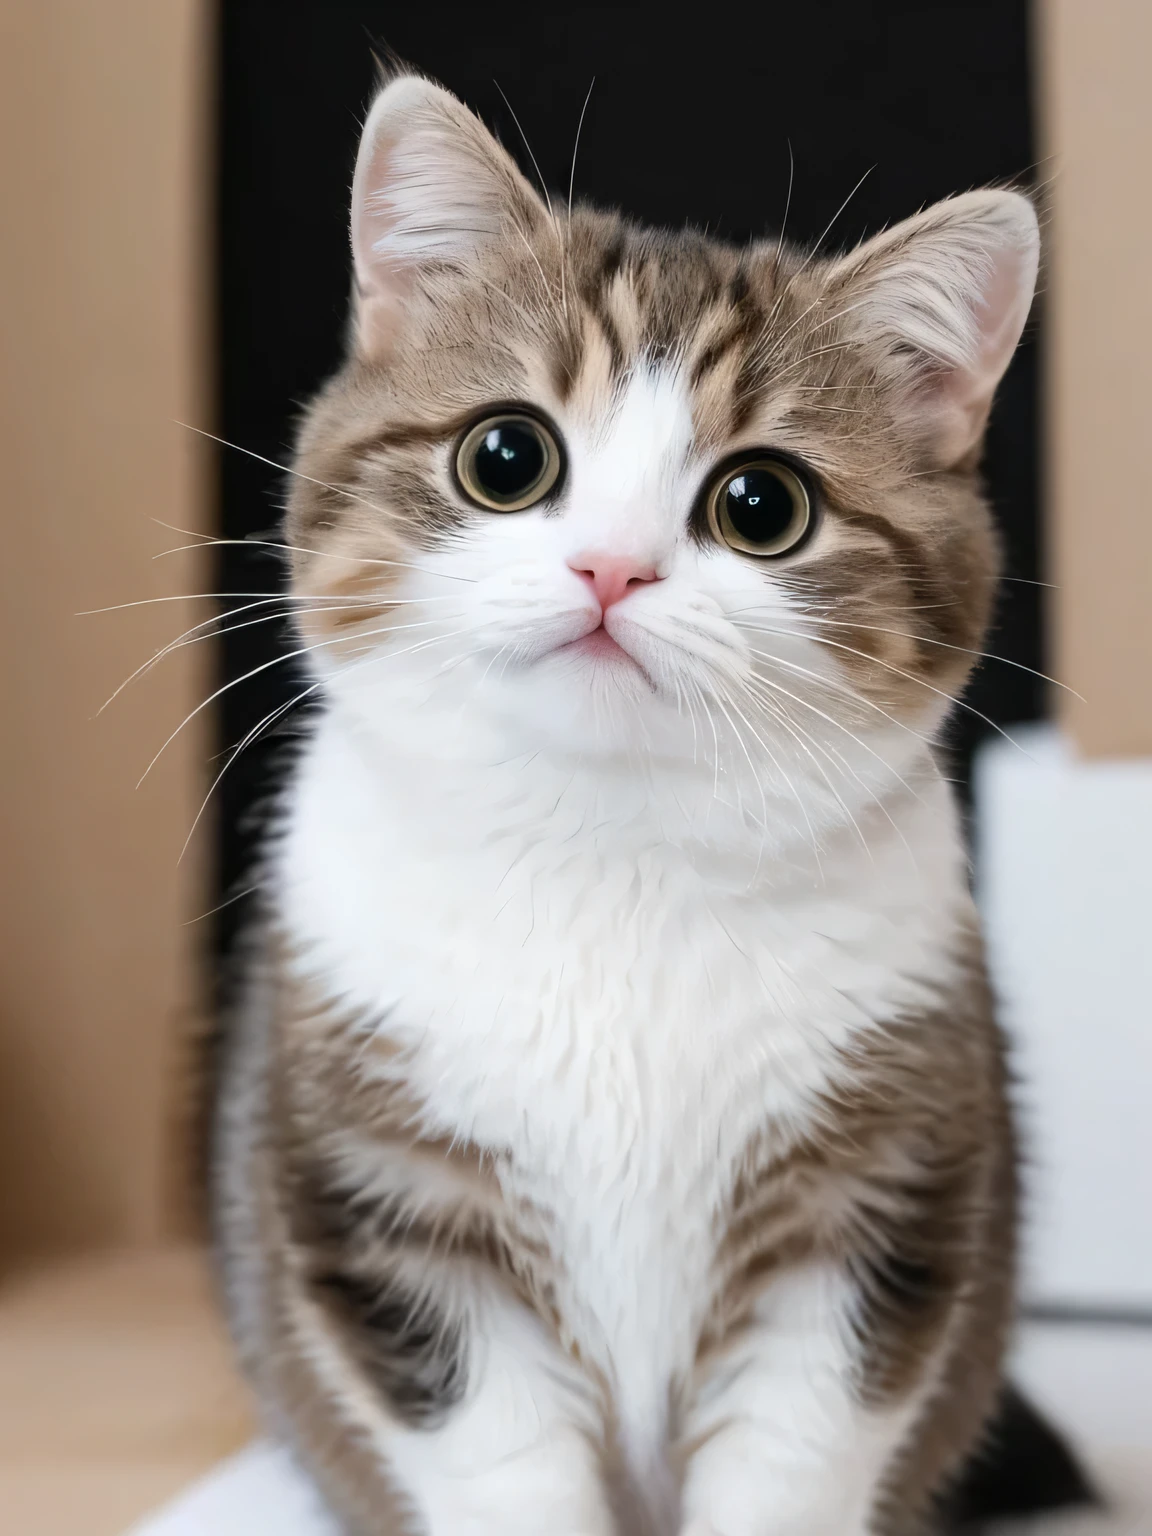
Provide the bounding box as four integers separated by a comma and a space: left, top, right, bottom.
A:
378, 1276, 616, 1535
677, 1263, 928, 1536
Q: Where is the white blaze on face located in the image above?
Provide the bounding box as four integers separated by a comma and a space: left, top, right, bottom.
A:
558, 363, 700, 574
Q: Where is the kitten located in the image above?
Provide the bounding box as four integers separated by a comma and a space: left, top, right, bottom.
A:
214, 70, 1040, 1536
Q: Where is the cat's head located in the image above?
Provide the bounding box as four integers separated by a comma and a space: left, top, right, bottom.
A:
287, 73, 1037, 794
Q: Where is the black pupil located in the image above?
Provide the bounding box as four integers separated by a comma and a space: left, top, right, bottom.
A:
473, 422, 545, 502
724, 468, 798, 545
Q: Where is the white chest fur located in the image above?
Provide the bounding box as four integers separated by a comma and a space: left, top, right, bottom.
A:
276, 707, 968, 1453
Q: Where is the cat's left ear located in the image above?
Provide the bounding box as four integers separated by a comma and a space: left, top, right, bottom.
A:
350, 74, 550, 359
825, 190, 1040, 467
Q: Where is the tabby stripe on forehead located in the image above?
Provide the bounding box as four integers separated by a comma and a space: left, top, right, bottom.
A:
690, 313, 762, 389
550, 324, 584, 403
587, 296, 628, 380
361, 410, 481, 452
598, 235, 628, 287
727, 269, 753, 306
730, 348, 768, 435
694, 269, 761, 416
340, 401, 540, 461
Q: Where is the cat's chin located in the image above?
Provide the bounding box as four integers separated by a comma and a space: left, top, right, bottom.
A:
482, 644, 692, 759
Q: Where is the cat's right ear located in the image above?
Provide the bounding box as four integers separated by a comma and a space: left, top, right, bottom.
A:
822, 190, 1040, 468
350, 74, 549, 359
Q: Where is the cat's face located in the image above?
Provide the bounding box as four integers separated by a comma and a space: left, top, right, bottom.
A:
288, 76, 1037, 788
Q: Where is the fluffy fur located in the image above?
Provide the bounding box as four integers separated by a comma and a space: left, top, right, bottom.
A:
214, 70, 1040, 1536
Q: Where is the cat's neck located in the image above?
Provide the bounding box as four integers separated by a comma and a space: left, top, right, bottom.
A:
290, 693, 957, 900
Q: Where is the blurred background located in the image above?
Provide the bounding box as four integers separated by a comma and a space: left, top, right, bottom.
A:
1, 3, 1149, 1534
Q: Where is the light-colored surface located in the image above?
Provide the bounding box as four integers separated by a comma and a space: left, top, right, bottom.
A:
1013, 1325, 1152, 1459
0, 1, 212, 1259
974, 724, 1152, 1312
988, 1326, 1152, 1535
127, 1324, 1152, 1535
1038, 0, 1152, 757
127, 1446, 342, 1536
0, 1247, 253, 1536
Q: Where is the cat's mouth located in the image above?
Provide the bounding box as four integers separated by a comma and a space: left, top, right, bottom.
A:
556, 621, 653, 684
562, 625, 629, 662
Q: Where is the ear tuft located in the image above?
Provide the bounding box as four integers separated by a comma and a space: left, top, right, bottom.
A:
350, 75, 547, 358
828, 189, 1040, 466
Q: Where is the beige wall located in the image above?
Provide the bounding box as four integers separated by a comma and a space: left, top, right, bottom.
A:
1039, 0, 1152, 757
0, 1, 212, 1262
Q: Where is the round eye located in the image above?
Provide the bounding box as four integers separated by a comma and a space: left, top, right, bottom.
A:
706, 457, 812, 557
455, 413, 563, 512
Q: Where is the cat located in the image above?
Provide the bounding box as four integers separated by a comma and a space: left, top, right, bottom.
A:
214, 69, 1042, 1536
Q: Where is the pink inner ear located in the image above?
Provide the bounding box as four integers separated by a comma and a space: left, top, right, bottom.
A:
351, 265, 412, 363
352, 128, 423, 297
350, 124, 417, 360
348, 87, 522, 360
967, 243, 1035, 402
832, 190, 1039, 468
931, 243, 1035, 465
352, 139, 394, 293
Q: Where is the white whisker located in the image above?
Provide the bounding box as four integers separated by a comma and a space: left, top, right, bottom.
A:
177, 626, 470, 862
714, 682, 822, 876
138, 617, 467, 788
738, 634, 933, 747
154, 531, 477, 583
738, 678, 871, 861
568, 78, 596, 222
773, 139, 795, 269
84, 590, 461, 622
740, 621, 1034, 761
742, 667, 924, 804
97, 597, 447, 715
800, 615, 1081, 698
171, 428, 478, 582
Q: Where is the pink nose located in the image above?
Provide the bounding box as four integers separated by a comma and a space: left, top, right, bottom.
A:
569, 554, 660, 612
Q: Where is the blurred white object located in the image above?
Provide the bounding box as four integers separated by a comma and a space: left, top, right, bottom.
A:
974, 723, 1152, 1312
126, 1442, 339, 1536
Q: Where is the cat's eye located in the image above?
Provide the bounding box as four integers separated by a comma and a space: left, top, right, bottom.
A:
454, 413, 564, 512
706, 456, 813, 557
